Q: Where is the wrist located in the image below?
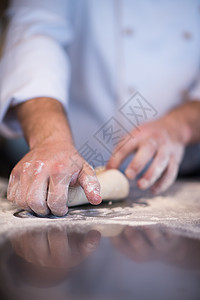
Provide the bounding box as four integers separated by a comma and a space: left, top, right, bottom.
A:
29, 131, 75, 150
15, 97, 74, 149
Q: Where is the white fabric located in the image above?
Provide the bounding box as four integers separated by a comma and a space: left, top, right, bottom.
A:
0, 0, 200, 164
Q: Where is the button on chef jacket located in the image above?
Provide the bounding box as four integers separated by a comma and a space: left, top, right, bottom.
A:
0, 0, 200, 166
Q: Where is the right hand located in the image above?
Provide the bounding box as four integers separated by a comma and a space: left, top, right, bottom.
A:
7, 140, 102, 216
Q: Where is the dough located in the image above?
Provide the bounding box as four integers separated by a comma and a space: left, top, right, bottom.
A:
68, 167, 130, 207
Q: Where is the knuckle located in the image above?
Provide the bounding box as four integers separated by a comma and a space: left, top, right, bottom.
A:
83, 162, 95, 174
80, 169, 97, 184
32, 160, 45, 175
147, 138, 158, 151
10, 167, 19, 178
130, 161, 144, 174
153, 130, 168, 145
129, 165, 139, 175
52, 162, 65, 173
22, 161, 32, 173
69, 157, 82, 171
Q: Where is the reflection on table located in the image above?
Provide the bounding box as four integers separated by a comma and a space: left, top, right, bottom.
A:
0, 224, 199, 300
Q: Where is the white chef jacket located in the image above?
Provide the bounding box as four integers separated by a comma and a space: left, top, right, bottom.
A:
0, 0, 200, 166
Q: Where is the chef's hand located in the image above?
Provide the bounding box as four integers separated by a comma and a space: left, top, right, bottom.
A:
7, 98, 102, 216
107, 118, 185, 194
7, 143, 101, 216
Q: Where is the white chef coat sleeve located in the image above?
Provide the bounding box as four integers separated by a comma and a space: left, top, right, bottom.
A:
0, 0, 73, 138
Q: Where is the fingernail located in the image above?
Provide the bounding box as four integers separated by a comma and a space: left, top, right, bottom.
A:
94, 193, 102, 203
91, 193, 102, 205
125, 168, 136, 179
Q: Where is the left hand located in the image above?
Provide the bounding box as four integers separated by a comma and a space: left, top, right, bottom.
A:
107, 119, 185, 194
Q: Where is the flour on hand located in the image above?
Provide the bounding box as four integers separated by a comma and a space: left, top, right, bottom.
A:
68, 167, 130, 207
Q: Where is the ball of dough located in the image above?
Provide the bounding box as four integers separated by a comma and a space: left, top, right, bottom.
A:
68, 168, 130, 207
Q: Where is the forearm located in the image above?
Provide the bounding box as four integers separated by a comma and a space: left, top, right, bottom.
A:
162, 100, 200, 145
9, 97, 101, 216
15, 97, 74, 149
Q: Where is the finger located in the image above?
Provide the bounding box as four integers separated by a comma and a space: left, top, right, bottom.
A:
151, 156, 179, 194
14, 167, 34, 212
125, 138, 157, 179
142, 227, 169, 253
47, 227, 71, 268
24, 230, 50, 266
137, 147, 170, 190
11, 235, 24, 258
69, 230, 101, 267
106, 129, 144, 169
47, 173, 71, 216
79, 230, 101, 258
11, 230, 49, 266
111, 227, 152, 262
78, 163, 102, 205
111, 235, 137, 261
26, 175, 49, 216
123, 227, 153, 260
7, 171, 19, 203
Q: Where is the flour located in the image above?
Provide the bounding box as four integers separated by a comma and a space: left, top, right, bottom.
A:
34, 161, 45, 175
139, 156, 169, 189
22, 162, 31, 173
1, 177, 200, 241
